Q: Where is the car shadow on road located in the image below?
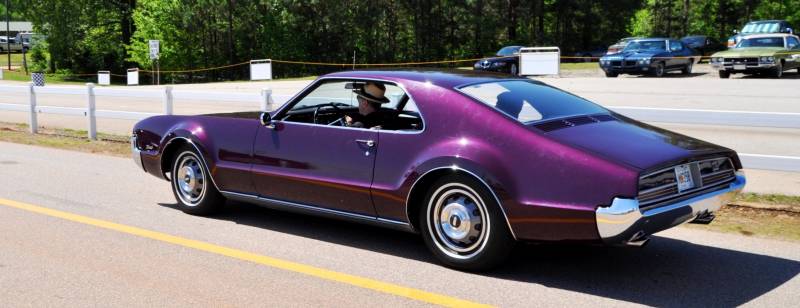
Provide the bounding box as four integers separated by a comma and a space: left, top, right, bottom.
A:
159, 200, 799, 306
633, 72, 707, 78
736, 71, 800, 79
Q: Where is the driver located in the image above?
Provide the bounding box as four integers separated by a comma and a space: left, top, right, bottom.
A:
345, 82, 390, 129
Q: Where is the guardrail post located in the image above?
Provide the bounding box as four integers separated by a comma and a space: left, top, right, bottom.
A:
260, 87, 273, 111
162, 86, 173, 115
86, 83, 97, 140
28, 83, 37, 134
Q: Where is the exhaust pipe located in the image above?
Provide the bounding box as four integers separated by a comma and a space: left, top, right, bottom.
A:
625, 231, 650, 247
690, 211, 716, 225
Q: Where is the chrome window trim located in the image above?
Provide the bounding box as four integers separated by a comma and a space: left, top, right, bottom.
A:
271, 77, 427, 135
405, 166, 518, 240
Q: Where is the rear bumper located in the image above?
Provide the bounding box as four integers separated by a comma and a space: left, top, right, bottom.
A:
596, 173, 746, 245
131, 136, 145, 172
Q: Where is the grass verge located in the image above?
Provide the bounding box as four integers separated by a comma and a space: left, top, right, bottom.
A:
1, 121, 798, 241
683, 204, 800, 242
0, 122, 129, 157
1, 69, 90, 85
560, 62, 600, 70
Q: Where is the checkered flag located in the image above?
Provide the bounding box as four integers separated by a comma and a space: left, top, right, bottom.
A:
31, 73, 46, 87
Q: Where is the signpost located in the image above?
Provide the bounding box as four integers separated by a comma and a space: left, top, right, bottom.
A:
149, 40, 160, 85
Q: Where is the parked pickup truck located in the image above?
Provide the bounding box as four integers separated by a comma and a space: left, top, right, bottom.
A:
0, 36, 27, 52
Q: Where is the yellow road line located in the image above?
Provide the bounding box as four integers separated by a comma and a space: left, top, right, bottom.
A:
0, 198, 490, 308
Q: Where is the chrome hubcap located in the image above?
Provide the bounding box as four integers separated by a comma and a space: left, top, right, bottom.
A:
174, 154, 205, 205
429, 185, 488, 257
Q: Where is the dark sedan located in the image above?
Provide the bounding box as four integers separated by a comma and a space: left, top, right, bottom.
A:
682, 35, 725, 59
132, 70, 745, 270
599, 38, 697, 77
473, 46, 521, 75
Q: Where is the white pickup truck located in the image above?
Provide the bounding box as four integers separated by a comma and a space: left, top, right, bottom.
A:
0, 36, 27, 52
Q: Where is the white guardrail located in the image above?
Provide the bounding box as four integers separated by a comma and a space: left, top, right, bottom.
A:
0, 83, 798, 172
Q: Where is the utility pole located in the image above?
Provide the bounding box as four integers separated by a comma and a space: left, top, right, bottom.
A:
5, 0, 10, 71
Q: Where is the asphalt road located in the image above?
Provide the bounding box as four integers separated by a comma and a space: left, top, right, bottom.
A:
1, 142, 799, 307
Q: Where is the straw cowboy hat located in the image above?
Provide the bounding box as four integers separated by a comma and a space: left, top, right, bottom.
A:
354, 82, 390, 104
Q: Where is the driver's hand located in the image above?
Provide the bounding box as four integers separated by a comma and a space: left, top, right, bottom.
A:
345, 116, 353, 125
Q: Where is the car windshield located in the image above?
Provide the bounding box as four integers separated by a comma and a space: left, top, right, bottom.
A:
496, 46, 520, 56
737, 37, 784, 48
623, 40, 666, 52
458, 80, 608, 123
741, 22, 781, 34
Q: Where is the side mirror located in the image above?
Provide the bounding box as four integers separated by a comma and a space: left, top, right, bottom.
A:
260, 112, 276, 129
788, 28, 794, 34
733, 29, 738, 34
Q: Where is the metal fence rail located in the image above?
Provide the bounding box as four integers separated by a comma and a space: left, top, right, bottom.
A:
0, 83, 798, 172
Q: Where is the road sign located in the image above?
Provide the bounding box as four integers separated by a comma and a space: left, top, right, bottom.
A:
149, 40, 160, 60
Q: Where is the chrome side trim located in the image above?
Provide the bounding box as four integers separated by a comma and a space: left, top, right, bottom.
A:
597, 173, 746, 244
220, 191, 414, 233
131, 135, 144, 171
405, 166, 518, 240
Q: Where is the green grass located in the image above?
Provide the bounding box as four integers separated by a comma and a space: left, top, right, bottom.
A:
0, 52, 24, 67
735, 193, 800, 207
1, 69, 91, 85
560, 62, 600, 70
0, 122, 129, 157
684, 205, 800, 242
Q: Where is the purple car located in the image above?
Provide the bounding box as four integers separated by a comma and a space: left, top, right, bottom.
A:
132, 70, 745, 270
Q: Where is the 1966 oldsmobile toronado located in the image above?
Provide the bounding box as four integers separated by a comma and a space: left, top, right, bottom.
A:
132, 70, 745, 270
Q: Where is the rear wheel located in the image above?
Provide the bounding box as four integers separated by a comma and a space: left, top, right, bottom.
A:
170, 145, 225, 215
419, 174, 515, 271
718, 70, 730, 79
682, 61, 693, 75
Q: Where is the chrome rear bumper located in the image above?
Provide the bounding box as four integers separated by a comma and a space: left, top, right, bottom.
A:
596, 173, 746, 245
131, 136, 145, 171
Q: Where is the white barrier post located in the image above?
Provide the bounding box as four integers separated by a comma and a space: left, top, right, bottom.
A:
28, 83, 37, 134
519, 47, 561, 76
86, 83, 97, 140
0, 67, 4, 80
261, 87, 273, 111
162, 86, 173, 115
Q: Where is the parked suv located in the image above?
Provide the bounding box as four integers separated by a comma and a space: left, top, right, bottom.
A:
727, 20, 794, 48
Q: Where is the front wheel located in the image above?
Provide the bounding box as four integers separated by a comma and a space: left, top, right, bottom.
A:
605, 71, 619, 78
772, 62, 783, 79
419, 174, 515, 271
653, 62, 665, 77
718, 70, 731, 79
171, 145, 225, 215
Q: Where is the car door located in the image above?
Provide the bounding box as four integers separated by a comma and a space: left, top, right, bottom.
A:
786, 36, 800, 69
668, 40, 689, 68
250, 79, 379, 217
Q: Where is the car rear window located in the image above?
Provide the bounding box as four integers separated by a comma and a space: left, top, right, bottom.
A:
742, 22, 781, 34
458, 80, 608, 123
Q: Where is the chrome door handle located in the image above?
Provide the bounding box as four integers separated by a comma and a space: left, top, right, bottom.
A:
356, 139, 375, 147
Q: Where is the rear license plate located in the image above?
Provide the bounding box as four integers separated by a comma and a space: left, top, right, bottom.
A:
733, 64, 746, 70
675, 164, 695, 192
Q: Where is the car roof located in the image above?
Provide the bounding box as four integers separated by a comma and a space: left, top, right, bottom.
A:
630, 38, 671, 42
746, 20, 787, 24
323, 69, 532, 89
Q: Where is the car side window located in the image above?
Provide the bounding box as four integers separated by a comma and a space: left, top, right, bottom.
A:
787, 37, 800, 49
669, 41, 683, 51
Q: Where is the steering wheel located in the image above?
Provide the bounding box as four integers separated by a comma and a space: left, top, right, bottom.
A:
313, 103, 345, 125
